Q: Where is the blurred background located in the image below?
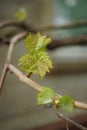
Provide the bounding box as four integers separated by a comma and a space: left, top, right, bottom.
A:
0, 0, 87, 130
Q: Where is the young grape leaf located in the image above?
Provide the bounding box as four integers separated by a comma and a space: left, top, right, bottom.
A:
37, 87, 55, 104
19, 33, 53, 78
14, 8, 27, 21
25, 32, 52, 53
59, 96, 75, 112
19, 51, 53, 78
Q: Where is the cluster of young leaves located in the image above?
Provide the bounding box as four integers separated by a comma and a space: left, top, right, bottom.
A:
14, 8, 28, 21
19, 32, 53, 78
18, 32, 75, 112
37, 87, 75, 112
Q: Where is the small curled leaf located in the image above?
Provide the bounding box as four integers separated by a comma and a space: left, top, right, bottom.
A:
25, 32, 52, 53
37, 87, 56, 105
59, 96, 75, 112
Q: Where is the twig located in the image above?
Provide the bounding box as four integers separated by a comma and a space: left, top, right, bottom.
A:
7, 32, 27, 62
37, 19, 87, 31
0, 37, 9, 45
1, 19, 87, 32
0, 20, 87, 50
7, 63, 87, 111
0, 20, 37, 33
0, 32, 27, 91
8, 64, 43, 92
48, 35, 87, 50
1, 33, 87, 50
0, 63, 8, 90
57, 112, 87, 130
74, 101, 87, 111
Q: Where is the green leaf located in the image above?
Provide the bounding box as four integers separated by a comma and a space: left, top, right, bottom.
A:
59, 96, 75, 112
25, 32, 52, 53
19, 33, 53, 78
19, 51, 53, 78
14, 8, 27, 21
37, 87, 55, 104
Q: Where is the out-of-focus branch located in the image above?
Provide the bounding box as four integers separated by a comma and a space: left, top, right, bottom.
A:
1, 34, 87, 49
48, 35, 87, 50
0, 20, 87, 50
57, 112, 87, 130
37, 19, 87, 31
0, 19, 87, 32
0, 20, 37, 33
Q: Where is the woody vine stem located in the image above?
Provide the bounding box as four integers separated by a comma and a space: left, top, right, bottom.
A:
0, 20, 87, 130
0, 31, 87, 110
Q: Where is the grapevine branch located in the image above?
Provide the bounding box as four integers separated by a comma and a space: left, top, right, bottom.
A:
8, 64, 43, 92
0, 20, 37, 33
0, 30, 87, 110
0, 20, 87, 50
0, 19, 87, 31
0, 32, 27, 91
0, 20, 87, 110
57, 113, 87, 130
0, 20, 87, 130
37, 19, 87, 31
47, 35, 87, 50
7, 64, 87, 111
